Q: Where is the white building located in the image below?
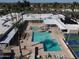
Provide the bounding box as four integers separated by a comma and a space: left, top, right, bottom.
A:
23, 14, 79, 33
0, 13, 20, 44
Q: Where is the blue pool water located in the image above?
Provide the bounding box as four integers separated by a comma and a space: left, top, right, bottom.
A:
32, 26, 40, 30
32, 32, 52, 42
32, 32, 61, 51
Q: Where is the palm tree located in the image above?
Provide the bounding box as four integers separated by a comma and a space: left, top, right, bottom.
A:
13, 22, 23, 59
11, 10, 23, 58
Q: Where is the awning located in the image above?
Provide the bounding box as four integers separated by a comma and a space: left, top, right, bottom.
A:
0, 28, 17, 44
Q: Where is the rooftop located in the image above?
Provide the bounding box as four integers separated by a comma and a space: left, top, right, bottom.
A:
23, 14, 79, 30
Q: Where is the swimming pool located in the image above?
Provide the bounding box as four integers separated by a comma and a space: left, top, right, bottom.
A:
32, 26, 40, 30
32, 32, 61, 51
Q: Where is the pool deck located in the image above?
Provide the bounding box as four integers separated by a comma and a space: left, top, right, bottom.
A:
11, 22, 75, 59
51, 27, 75, 58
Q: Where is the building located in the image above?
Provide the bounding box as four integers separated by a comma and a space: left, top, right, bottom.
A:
23, 13, 79, 33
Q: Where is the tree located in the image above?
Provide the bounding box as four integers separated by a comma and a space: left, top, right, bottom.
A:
13, 22, 23, 59
22, 0, 30, 11
71, 2, 78, 12
23, 0, 30, 7
53, 2, 59, 11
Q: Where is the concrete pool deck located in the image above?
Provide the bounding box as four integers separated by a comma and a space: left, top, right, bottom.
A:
27, 22, 75, 59
11, 22, 75, 59
51, 27, 75, 58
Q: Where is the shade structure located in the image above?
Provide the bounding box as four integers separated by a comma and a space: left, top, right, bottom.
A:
0, 29, 17, 44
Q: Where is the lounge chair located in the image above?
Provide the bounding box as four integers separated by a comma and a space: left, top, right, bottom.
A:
26, 54, 30, 59
46, 53, 52, 59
